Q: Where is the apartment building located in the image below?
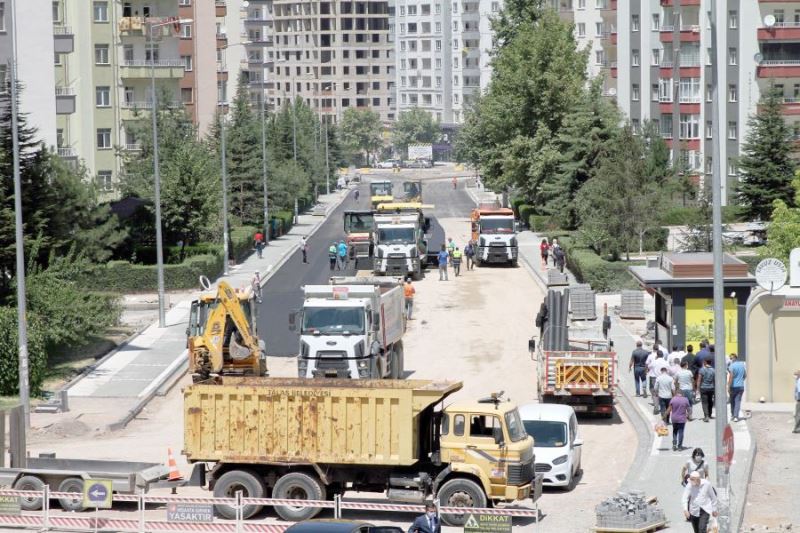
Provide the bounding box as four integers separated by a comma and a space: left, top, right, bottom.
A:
241, 0, 394, 123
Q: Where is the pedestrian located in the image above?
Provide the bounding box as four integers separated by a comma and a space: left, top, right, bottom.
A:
696, 359, 715, 422
452, 176, 457, 189
408, 501, 440, 533
337, 239, 348, 270
553, 245, 566, 273
354, 189, 360, 201
251, 272, 262, 304
727, 353, 747, 422
695, 341, 710, 368
328, 241, 337, 271
655, 366, 675, 421
629, 340, 650, 398
254, 231, 264, 259
300, 236, 309, 264
654, 340, 669, 359
680, 448, 710, 486
540, 238, 550, 269
666, 389, 690, 451
404, 277, 415, 321
668, 352, 682, 377
682, 472, 719, 533
452, 247, 463, 276
464, 240, 475, 270
683, 344, 699, 378
437, 244, 449, 281
446, 237, 455, 257
793, 369, 800, 433
647, 349, 670, 413
675, 361, 696, 420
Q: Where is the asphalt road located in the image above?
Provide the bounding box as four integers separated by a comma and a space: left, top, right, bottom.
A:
257, 172, 476, 357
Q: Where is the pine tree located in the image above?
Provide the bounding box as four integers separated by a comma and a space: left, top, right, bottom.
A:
736, 85, 796, 220
225, 73, 262, 226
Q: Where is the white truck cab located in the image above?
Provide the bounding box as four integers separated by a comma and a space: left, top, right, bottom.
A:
373, 209, 430, 279
471, 208, 518, 266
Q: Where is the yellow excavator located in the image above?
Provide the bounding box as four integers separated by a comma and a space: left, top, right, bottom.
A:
187, 280, 267, 382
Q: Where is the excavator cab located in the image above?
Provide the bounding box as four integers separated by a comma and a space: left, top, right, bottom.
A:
187, 281, 267, 382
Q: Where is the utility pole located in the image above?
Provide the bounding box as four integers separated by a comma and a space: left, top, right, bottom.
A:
261, 86, 269, 244
324, 116, 330, 195
149, 22, 167, 328
9, 0, 29, 427
220, 109, 230, 276
709, 0, 731, 530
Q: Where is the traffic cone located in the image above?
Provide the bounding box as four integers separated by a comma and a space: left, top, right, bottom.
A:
167, 448, 183, 481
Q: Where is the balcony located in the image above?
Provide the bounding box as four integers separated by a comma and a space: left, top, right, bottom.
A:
118, 17, 179, 36
757, 59, 800, 77
215, 1, 227, 17
759, 22, 800, 41
123, 143, 143, 151
53, 26, 74, 54
610, 61, 618, 78
660, 0, 700, 5
55, 86, 76, 114
660, 25, 702, 42
120, 60, 185, 79
57, 147, 78, 160
216, 32, 228, 47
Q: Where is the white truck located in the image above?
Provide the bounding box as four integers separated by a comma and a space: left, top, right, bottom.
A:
292, 277, 405, 380
471, 206, 519, 266
373, 207, 430, 279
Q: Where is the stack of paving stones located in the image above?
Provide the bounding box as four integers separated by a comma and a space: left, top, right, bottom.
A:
595, 491, 666, 530
745, 525, 794, 532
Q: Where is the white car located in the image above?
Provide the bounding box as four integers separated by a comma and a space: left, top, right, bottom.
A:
518, 403, 583, 490
376, 160, 399, 169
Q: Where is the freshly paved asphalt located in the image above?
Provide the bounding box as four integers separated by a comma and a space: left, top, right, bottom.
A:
257, 172, 475, 356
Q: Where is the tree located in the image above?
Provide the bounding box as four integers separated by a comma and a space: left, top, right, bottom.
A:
575, 126, 664, 260
761, 177, 800, 263
225, 73, 262, 226
491, 0, 546, 50
269, 159, 310, 212
393, 108, 440, 157
338, 108, 383, 165
736, 85, 796, 220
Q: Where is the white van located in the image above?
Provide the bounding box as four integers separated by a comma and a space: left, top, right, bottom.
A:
518, 403, 583, 490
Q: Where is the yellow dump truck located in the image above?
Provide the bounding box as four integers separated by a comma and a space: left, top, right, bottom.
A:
183, 378, 540, 526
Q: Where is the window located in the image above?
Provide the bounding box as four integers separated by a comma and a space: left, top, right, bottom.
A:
454, 94, 460, 104
408, 5, 417, 15
728, 47, 737, 65
436, 76, 441, 87
95, 86, 110, 107
727, 121, 737, 140
0, 2, 5, 32
93, 1, 108, 22
679, 78, 700, 103
727, 158, 737, 176
651, 84, 659, 102
707, 84, 713, 102
435, 58, 441, 69
469, 415, 502, 440
632, 49, 640, 67
577, 23, 585, 38
632, 14, 639, 32
632, 83, 640, 101
400, 58, 406, 69
453, 21, 458, 31
632, 118, 640, 133
95, 44, 110, 65
97, 171, 113, 192
679, 114, 700, 139
400, 41, 406, 51
454, 415, 465, 436
661, 114, 673, 138
728, 84, 737, 102
706, 121, 712, 139
145, 44, 159, 61
54, 53, 61, 65
181, 23, 192, 38
435, 40, 441, 50
659, 78, 673, 102
399, 5, 404, 15
652, 14, 660, 30
595, 50, 605, 65
595, 22, 603, 37
179, 0, 191, 5
492, 1, 499, 11
96, 128, 112, 149
729, 10, 737, 29
435, 3, 441, 14
52, 1, 60, 22
578, 0, 585, 8
652, 49, 661, 66
441, 414, 449, 435
452, 2, 457, 12
124, 87, 134, 105
435, 22, 441, 33
180, 88, 193, 104
182, 55, 193, 71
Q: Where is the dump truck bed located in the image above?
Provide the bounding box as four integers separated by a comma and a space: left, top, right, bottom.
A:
183, 378, 462, 466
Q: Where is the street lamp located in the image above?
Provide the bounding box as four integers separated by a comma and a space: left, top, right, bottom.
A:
148, 16, 193, 328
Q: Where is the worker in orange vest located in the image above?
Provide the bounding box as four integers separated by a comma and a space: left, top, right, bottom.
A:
403, 278, 416, 320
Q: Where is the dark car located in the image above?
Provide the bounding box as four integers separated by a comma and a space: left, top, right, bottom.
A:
284, 520, 404, 533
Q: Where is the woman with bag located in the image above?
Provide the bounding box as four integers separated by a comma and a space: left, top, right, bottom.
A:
680, 448, 710, 486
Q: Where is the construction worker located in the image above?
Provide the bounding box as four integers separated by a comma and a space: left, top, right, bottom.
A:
403, 278, 415, 320
337, 240, 348, 270
328, 242, 337, 271
446, 237, 455, 257
452, 247, 463, 276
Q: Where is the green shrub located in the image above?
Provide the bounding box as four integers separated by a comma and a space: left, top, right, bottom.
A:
78, 253, 224, 293
529, 215, 558, 232
738, 255, 761, 273
271, 211, 294, 237
544, 232, 642, 292
660, 207, 697, 226
518, 204, 535, 225
230, 225, 258, 261
510, 197, 526, 217
0, 307, 48, 395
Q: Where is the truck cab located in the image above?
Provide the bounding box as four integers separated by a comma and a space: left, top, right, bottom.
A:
471, 207, 518, 266
370, 180, 393, 208
373, 205, 431, 279
343, 210, 375, 268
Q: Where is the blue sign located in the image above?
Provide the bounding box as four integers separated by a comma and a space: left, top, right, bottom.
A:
86, 483, 108, 502
82, 479, 113, 509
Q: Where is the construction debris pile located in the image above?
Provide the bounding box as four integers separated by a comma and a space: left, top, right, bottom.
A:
595, 491, 666, 530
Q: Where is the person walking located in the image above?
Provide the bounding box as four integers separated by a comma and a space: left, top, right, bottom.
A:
680, 448, 710, 485
666, 390, 690, 451
452, 247, 463, 276
695, 341, 710, 368
553, 245, 566, 273
674, 361, 696, 420
354, 189, 360, 202
682, 472, 719, 533
464, 240, 475, 270
404, 278, 415, 321
655, 366, 675, 421
683, 344, 699, 378
696, 359, 716, 422
300, 236, 309, 264
794, 369, 800, 433
540, 238, 550, 269
437, 245, 449, 281
408, 502, 441, 533
337, 239, 348, 270
446, 237, 456, 257
251, 272, 262, 304
254, 231, 265, 259
629, 340, 650, 398
328, 241, 337, 271
647, 349, 670, 413
452, 176, 458, 190
728, 353, 747, 422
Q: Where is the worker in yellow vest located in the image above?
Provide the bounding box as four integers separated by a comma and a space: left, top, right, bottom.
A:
452, 247, 463, 277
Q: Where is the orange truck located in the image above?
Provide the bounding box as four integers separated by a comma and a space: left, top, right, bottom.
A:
470, 205, 518, 266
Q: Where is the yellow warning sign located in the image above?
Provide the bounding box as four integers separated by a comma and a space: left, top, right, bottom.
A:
463, 513, 512, 533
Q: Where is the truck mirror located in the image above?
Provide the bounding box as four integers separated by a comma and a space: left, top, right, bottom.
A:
288, 312, 296, 331
424, 217, 431, 232
514, 221, 520, 232
528, 339, 536, 353
493, 429, 505, 447
372, 311, 381, 330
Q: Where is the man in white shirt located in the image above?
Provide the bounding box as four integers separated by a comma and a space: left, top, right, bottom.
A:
647, 349, 670, 413
682, 471, 718, 532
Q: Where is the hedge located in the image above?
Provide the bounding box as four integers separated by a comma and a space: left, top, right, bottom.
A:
0, 307, 48, 395
230, 225, 258, 261
661, 205, 743, 226
510, 197, 526, 217
545, 233, 643, 292
528, 214, 558, 233
271, 211, 294, 238
518, 204, 535, 226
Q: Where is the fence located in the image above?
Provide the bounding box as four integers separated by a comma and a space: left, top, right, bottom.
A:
0, 488, 541, 533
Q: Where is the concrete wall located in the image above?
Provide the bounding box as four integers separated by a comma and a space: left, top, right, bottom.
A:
747, 289, 800, 404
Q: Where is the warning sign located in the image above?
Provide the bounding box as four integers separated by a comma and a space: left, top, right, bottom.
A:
463, 513, 512, 533
167, 503, 214, 523
0, 496, 21, 515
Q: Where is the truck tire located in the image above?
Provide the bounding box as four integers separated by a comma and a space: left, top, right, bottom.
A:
272, 472, 326, 521
437, 478, 488, 527
390, 345, 404, 379
511, 258, 518, 267
13, 475, 44, 511
58, 477, 86, 512
213, 469, 266, 520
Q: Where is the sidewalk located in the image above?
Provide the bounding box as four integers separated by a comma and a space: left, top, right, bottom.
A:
515, 229, 755, 532
35, 189, 350, 431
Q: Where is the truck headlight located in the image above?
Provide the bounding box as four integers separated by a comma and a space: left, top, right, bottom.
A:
357, 360, 368, 369
552, 455, 568, 465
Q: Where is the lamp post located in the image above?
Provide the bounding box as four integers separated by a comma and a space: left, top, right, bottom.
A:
324, 115, 330, 195
148, 16, 192, 327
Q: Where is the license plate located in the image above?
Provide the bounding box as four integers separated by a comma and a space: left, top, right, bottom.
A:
573, 406, 588, 412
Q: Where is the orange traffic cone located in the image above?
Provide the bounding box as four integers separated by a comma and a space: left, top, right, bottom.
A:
167, 448, 183, 481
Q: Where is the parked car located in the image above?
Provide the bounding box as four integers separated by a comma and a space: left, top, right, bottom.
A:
518, 403, 583, 490
405, 158, 433, 169
377, 159, 400, 169
285, 520, 404, 533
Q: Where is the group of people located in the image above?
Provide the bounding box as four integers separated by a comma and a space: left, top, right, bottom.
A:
539, 237, 566, 273
436, 237, 476, 280
327, 240, 350, 270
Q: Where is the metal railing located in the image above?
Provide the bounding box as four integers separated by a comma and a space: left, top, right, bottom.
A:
53, 25, 73, 35
55, 86, 75, 96
124, 143, 142, 151
122, 59, 185, 68
760, 59, 800, 65
57, 147, 77, 157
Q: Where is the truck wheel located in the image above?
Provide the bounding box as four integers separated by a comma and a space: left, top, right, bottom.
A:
213, 470, 266, 520
58, 477, 86, 512
272, 472, 326, 521
511, 259, 518, 267
14, 475, 44, 511
437, 478, 488, 526
390, 345, 404, 379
